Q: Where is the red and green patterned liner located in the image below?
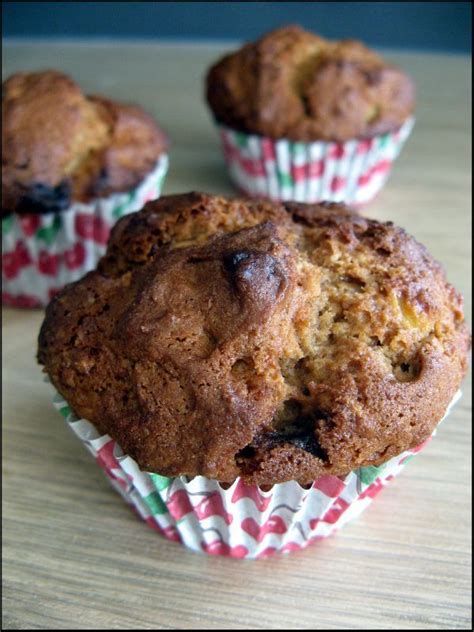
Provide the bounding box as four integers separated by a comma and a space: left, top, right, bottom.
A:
217, 118, 414, 206
51, 387, 460, 560
2, 155, 168, 308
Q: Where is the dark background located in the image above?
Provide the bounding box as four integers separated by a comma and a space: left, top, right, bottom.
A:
2, 1, 472, 52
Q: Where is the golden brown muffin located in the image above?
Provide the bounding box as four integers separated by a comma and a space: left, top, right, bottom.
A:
38, 193, 469, 485
206, 25, 415, 142
2, 70, 169, 215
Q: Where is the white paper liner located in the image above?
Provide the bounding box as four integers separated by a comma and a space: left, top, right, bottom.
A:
218, 118, 414, 205
2, 154, 169, 307
50, 386, 461, 560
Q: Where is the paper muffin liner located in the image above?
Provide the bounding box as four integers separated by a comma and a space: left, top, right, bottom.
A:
2, 154, 169, 308
50, 387, 461, 560
217, 118, 414, 206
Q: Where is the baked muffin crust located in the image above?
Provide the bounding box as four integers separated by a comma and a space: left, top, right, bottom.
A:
38, 193, 469, 485
2, 70, 169, 215
206, 25, 415, 142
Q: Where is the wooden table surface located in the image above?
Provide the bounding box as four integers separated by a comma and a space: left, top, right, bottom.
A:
2, 42, 472, 630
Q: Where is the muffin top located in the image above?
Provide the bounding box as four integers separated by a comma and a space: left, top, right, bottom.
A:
2, 70, 169, 215
206, 25, 415, 142
38, 192, 469, 486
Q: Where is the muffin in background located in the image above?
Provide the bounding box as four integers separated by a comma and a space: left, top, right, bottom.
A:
38, 192, 469, 558
2, 70, 169, 308
206, 25, 415, 205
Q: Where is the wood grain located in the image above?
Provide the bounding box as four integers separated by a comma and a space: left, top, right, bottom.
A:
2, 42, 471, 630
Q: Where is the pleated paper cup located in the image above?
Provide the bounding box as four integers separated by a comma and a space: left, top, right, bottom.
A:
51, 388, 460, 560
2, 154, 169, 308
217, 118, 414, 206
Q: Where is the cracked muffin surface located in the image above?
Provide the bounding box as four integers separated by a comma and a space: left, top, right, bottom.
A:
2, 70, 169, 215
38, 192, 469, 485
206, 25, 415, 142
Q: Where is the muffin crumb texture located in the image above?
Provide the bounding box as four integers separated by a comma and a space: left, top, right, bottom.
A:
207, 25, 415, 141
38, 192, 469, 485
2, 70, 169, 214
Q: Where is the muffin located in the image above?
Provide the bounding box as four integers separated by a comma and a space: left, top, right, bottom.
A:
2, 70, 169, 308
38, 192, 469, 558
206, 26, 415, 205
